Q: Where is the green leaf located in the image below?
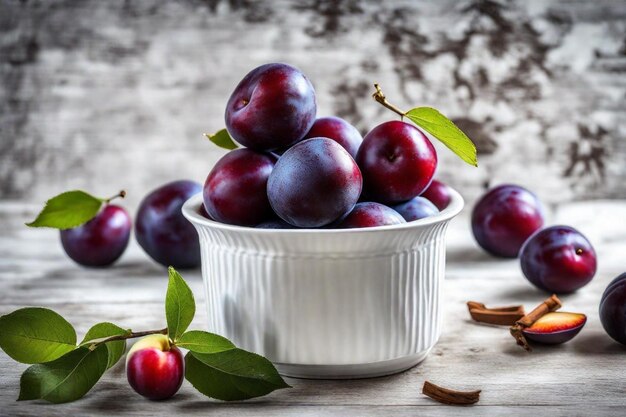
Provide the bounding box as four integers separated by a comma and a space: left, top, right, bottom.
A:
405, 107, 478, 167
18, 345, 109, 404
185, 349, 290, 401
166, 267, 196, 342
0, 307, 77, 364
204, 129, 238, 150
176, 330, 235, 354
25, 190, 104, 229
79, 322, 129, 369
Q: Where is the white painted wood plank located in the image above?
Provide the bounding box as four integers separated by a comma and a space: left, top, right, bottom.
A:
1, 201, 625, 415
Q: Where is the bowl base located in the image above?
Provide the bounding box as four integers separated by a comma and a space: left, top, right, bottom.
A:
274, 349, 431, 380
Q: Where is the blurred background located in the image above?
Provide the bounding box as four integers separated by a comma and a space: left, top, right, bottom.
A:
1, 0, 625, 210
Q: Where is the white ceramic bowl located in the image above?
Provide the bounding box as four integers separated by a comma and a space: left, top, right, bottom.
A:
182, 189, 464, 379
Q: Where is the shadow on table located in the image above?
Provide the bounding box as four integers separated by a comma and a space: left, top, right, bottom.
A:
81, 381, 136, 412
176, 398, 274, 411
43, 260, 201, 281
571, 330, 626, 355
446, 246, 496, 263
102, 260, 201, 279
175, 370, 409, 411
82, 383, 198, 412
494, 285, 546, 303
500, 329, 626, 357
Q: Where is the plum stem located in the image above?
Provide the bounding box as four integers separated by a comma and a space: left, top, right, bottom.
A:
87, 327, 168, 351
103, 190, 126, 204
372, 84, 406, 120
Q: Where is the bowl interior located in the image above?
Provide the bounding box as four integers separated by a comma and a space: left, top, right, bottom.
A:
182, 187, 465, 235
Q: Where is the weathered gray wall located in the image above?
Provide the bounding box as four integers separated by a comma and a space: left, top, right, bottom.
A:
1, 0, 625, 208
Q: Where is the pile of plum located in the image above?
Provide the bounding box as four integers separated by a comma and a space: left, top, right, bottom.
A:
35, 62, 626, 349
202, 63, 448, 229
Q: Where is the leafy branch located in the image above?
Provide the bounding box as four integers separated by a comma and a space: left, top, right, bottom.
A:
372, 84, 478, 167
0, 267, 289, 404
85, 328, 168, 351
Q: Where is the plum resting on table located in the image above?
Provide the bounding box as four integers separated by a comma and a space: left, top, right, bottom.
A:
303, 116, 363, 158
225, 63, 317, 151
135, 180, 202, 269
600, 272, 626, 346
60, 204, 131, 267
520, 225, 597, 294
334, 202, 405, 229
356, 121, 437, 204
203, 149, 278, 226
126, 334, 184, 401
393, 196, 439, 222
471, 184, 545, 258
267, 137, 362, 228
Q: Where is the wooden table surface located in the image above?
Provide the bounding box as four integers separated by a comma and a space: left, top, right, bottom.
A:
1, 200, 625, 416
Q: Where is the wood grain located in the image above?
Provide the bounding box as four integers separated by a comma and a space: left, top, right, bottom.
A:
1, 201, 625, 416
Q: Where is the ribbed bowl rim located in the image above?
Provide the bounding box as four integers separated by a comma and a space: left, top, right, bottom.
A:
182, 187, 464, 235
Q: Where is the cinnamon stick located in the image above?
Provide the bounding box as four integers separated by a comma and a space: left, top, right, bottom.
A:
510, 294, 562, 351
467, 301, 526, 326
422, 380, 481, 405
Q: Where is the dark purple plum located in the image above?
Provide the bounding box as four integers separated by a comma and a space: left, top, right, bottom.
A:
471, 184, 545, 258
303, 116, 362, 158
334, 202, 405, 229
225, 63, 317, 151
136, 180, 202, 269
356, 121, 437, 204
393, 196, 439, 222
255, 219, 294, 229
520, 226, 597, 294
198, 204, 212, 220
420, 179, 452, 211
600, 273, 626, 345
267, 137, 362, 228
60, 205, 131, 267
204, 149, 277, 226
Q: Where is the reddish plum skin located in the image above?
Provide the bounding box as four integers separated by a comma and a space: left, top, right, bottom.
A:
471, 184, 545, 258
126, 335, 184, 401
356, 121, 437, 204
267, 138, 362, 228
225, 63, 317, 151
334, 202, 405, 229
393, 197, 439, 222
135, 180, 201, 269
303, 116, 363, 158
60, 205, 131, 267
420, 179, 452, 211
522, 312, 586, 345
600, 273, 626, 345
204, 149, 277, 226
520, 226, 597, 294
